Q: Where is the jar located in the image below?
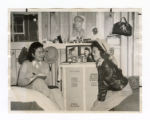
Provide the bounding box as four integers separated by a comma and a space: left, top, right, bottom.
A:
78, 56, 81, 63
83, 56, 87, 63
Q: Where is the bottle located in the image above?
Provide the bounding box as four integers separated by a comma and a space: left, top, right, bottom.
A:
83, 55, 87, 63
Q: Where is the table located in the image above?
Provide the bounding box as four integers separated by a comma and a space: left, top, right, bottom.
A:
59, 62, 98, 111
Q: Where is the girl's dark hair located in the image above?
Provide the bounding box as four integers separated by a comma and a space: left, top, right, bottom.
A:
84, 47, 90, 52
28, 42, 43, 62
91, 41, 109, 60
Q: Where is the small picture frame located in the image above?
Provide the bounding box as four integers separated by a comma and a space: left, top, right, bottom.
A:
79, 45, 91, 55
66, 45, 79, 63
79, 45, 94, 62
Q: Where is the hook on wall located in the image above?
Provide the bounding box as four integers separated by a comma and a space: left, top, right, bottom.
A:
26, 8, 28, 12
50, 12, 55, 16
138, 12, 142, 15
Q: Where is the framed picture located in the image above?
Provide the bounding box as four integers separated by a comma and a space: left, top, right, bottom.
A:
66, 45, 79, 63
79, 45, 94, 62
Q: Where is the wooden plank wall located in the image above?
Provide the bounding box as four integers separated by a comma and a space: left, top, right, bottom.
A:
10, 11, 141, 87
10, 50, 18, 85
133, 12, 142, 76
104, 12, 141, 77
96, 12, 105, 39
41, 12, 141, 77
41, 12, 49, 41
41, 12, 97, 42
120, 12, 128, 76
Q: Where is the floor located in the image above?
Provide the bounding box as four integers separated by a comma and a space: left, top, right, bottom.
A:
113, 88, 140, 111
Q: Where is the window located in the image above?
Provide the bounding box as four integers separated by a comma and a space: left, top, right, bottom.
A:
11, 13, 38, 42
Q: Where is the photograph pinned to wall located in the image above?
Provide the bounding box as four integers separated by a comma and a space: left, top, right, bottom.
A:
66, 45, 79, 63
70, 15, 86, 43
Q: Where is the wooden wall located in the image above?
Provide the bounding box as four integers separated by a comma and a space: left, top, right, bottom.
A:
10, 11, 141, 85
41, 12, 141, 77
104, 12, 141, 77
41, 12, 97, 42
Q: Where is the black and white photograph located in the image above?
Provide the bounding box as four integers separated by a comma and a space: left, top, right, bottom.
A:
79, 45, 94, 62
66, 45, 79, 63
8, 8, 142, 112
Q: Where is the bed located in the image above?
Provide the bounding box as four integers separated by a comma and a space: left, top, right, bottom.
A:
9, 86, 63, 111
9, 76, 140, 112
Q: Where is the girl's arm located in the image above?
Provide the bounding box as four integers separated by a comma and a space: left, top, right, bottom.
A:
17, 62, 37, 86
97, 67, 108, 101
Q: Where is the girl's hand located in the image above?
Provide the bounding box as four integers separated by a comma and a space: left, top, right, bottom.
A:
31, 73, 47, 81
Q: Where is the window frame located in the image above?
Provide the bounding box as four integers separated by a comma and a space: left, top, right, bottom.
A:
11, 12, 39, 42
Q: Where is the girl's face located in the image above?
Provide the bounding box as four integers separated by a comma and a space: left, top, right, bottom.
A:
33, 47, 45, 61
92, 47, 102, 61
84, 50, 90, 56
74, 17, 83, 29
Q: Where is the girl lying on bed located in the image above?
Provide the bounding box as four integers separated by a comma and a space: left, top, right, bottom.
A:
91, 41, 133, 111
17, 42, 64, 110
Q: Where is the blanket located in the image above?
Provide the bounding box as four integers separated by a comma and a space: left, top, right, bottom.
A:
9, 87, 61, 111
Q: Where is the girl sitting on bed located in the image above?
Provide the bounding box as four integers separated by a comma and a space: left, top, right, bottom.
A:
91, 41, 132, 111
17, 42, 64, 110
